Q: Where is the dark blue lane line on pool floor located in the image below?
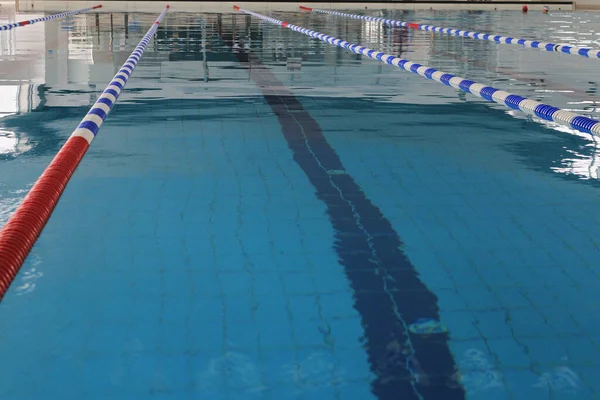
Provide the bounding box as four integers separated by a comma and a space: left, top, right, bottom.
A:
236, 53, 465, 399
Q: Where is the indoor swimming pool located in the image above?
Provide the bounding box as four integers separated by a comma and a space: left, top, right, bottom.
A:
1, 2, 600, 399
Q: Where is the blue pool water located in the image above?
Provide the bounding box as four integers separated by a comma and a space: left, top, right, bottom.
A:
2, 4, 600, 399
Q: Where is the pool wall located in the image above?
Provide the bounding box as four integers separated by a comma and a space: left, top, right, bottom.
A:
17, 1, 576, 13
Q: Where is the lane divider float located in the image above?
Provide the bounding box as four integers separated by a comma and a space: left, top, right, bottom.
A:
0, 5, 170, 301
299, 6, 600, 59
234, 6, 600, 135
0, 5, 102, 31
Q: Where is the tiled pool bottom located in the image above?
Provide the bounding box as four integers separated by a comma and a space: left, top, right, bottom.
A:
294, 99, 600, 400
2, 6, 600, 400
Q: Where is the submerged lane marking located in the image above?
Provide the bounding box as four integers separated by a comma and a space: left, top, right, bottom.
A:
236, 52, 466, 400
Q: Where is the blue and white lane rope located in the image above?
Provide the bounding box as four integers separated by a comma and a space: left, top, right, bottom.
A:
0, 5, 102, 31
299, 6, 600, 59
71, 5, 169, 145
235, 6, 600, 136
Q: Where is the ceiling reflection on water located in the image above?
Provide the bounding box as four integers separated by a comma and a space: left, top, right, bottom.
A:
1, 7, 600, 181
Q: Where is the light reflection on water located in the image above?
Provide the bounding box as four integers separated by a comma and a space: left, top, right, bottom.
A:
2, 8, 600, 180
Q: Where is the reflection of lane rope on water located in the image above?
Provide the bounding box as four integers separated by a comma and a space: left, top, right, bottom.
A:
60, 16, 74, 32
128, 19, 142, 33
